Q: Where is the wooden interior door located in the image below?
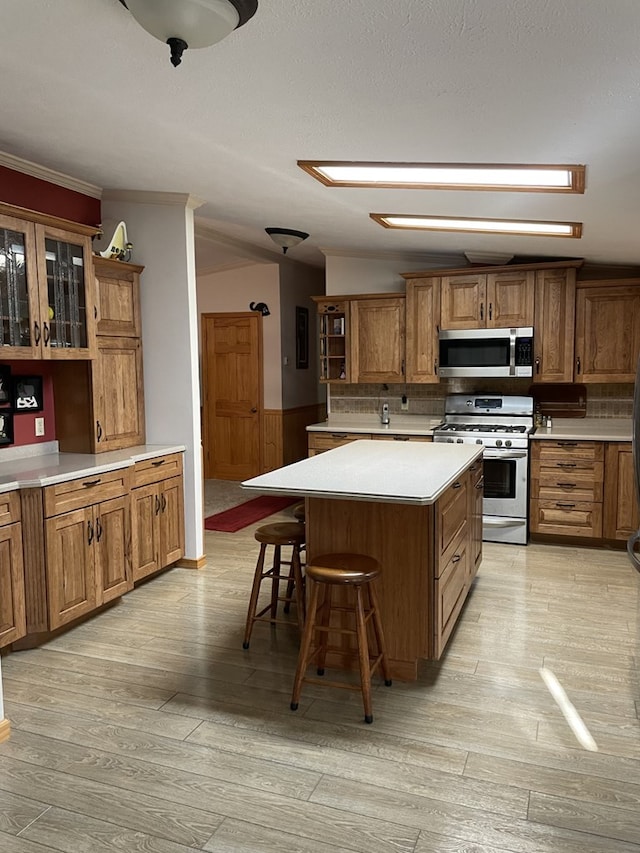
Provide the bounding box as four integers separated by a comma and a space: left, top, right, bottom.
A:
202, 312, 262, 480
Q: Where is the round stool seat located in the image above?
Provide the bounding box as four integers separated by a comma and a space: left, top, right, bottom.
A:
255, 522, 305, 547
292, 502, 306, 522
306, 553, 379, 585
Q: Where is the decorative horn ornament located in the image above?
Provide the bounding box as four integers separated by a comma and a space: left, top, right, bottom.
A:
94, 221, 133, 262
249, 302, 270, 316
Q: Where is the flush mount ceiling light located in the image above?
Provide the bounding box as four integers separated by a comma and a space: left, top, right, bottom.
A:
119, 0, 258, 67
265, 228, 309, 254
370, 214, 583, 239
298, 161, 586, 193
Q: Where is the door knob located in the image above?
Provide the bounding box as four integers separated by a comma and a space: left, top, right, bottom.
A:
251, 407, 257, 413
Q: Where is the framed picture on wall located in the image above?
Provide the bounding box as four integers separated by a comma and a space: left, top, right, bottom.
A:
13, 375, 44, 412
0, 411, 13, 445
0, 365, 10, 404
296, 306, 309, 369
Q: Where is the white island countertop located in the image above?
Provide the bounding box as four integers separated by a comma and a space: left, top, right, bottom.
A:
243, 439, 482, 505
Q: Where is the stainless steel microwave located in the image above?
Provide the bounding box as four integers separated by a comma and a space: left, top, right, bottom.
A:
438, 327, 534, 378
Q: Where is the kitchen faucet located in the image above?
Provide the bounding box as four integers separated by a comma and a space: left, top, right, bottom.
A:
380, 402, 390, 425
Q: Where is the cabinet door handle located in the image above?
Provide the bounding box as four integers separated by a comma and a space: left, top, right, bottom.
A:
161, 494, 167, 512
96, 518, 103, 542
151, 459, 165, 467
480, 302, 484, 321
475, 478, 484, 490
434, 359, 438, 374
34, 321, 41, 345
555, 502, 576, 509
96, 421, 103, 442
576, 356, 581, 374
87, 519, 94, 545
82, 478, 101, 487
535, 357, 540, 374
489, 302, 493, 321
94, 305, 98, 319
43, 322, 50, 346
155, 495, 161, 515
452, 554, 462, 563
401, 359, 405, 376
452, 481, 462, 489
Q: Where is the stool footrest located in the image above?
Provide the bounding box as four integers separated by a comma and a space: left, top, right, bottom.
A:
301, 676, 363, 692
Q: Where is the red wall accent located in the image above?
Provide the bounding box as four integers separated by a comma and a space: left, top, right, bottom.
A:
0, 165, 101, 226
0, 362, 56, 451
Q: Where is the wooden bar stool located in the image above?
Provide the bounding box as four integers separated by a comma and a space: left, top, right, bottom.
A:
242, 522, 306, 649
290, 553, 392, 723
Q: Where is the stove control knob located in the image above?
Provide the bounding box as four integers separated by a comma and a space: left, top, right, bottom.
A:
456, 438, 463, 443
476, 438, 483, 445
447, 438, 454, 443
495, 439, 503, 447
505, 439, 512, 447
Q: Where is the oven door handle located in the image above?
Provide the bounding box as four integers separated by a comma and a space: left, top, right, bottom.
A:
483, 517, 525, 527
483, 450, 528, 459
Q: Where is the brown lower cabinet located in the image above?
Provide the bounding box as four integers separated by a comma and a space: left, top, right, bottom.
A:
0, 492, 26, 648
603, 442, 640, 539
131, 453, 185, 582
308, 431, 372, 455
20, 468, 132, 638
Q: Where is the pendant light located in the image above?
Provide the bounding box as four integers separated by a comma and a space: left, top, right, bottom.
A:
265, 228, 310, 255
119, 0, 258, 67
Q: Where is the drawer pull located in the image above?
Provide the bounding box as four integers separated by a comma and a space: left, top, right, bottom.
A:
82, 479, 101, 488
452, 554, 462, 563
556, 482, 576, 488
330, 433, 347, 438
452, 481, 462, 489
393, 435, 410, 441
555, 502, 576, 509
151, 459, 166, 467
556, 462, 576, 469
557, 441, 578, 447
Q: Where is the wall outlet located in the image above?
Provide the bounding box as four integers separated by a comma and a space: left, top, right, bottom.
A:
401, 395, 409, 411
35, 416, 45, 436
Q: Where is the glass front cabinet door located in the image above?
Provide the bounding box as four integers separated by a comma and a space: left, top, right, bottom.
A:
0, 208, 96, 360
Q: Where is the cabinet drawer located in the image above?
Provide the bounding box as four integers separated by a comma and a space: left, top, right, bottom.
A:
436, 475, 469, 568
434, 540, 468, 655
534, 441, 603, 465
530, 499, 603, 538
307, 432, 371, 452
534, 468, 603, 502
44, 468, 130, 517
0, 490, 20, 527
133, 453, 183, 488
372, 434, 432, 442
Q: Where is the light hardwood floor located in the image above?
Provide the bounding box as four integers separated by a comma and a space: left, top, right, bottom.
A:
1, 511, 640, 853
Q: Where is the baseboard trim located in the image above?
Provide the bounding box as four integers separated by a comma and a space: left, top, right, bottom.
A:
0, 719, 11, 743
178, 556, 207, 570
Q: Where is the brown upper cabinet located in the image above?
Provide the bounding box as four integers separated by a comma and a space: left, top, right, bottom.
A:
405, 276, 440, 383
574, 280, 640, 382
532, 266, 576, 383
0, 203, 98, 360
440, 270, 534, 330
95, 257, 143, 337
316, 299, 351, 383
350, 295, 406, 383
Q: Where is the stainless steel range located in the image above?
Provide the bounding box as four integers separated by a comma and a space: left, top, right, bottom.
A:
433, 394, 534, 545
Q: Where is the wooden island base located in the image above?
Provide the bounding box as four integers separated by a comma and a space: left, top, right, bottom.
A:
305, 460, 482, 681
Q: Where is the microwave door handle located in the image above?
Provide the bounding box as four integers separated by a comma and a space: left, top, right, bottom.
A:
509, 329, 516, 376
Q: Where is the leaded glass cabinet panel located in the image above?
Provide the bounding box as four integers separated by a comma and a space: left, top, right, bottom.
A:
0, 213, 40, 358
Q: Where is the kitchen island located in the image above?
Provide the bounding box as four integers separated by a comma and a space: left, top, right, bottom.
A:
243, 440, 483, 680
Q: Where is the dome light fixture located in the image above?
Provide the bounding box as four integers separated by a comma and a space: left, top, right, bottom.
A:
265, 228, 310, 255
119, 0, 258, 67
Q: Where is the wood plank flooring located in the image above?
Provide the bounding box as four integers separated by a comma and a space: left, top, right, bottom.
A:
1, 511, 640, 852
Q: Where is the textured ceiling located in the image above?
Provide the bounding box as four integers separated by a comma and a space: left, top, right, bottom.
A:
2, 0, 640, 269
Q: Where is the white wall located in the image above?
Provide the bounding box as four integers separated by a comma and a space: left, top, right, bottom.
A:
197, 263, 282, 408
278, 260, 325, 409
324, 254, 461, 295
102, 192, 204, 563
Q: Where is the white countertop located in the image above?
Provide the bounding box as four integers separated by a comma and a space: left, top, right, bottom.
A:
307, 414, 444, 436
243, 439, 482, 505
0, 444, 185, 492
530, 418, 632, 442
309, 415, 632, 442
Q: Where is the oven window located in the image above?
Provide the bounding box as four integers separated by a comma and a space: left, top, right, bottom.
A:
439, 337, 510, 368
483, 457, 517, 499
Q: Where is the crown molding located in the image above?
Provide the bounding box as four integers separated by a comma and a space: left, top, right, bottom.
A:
102, 190, 206, 209
0, 150, 102, 198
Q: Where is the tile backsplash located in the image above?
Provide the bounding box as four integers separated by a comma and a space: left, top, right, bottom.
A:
328, 381, 633, 419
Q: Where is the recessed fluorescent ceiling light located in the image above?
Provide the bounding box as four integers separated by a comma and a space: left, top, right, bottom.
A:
298, 161, 586, 193
370, 214, 582, 238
